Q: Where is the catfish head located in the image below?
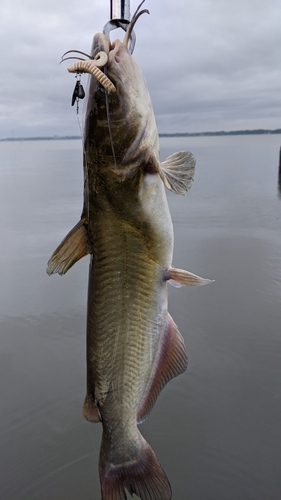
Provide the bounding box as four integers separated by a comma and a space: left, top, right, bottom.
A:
63, 1, 196, 196
66, 2, 156, 173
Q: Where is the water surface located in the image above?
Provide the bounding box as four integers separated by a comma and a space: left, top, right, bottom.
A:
1, 135, 281, 499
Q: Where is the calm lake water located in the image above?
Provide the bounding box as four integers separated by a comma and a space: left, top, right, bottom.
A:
1, 135, 281, 500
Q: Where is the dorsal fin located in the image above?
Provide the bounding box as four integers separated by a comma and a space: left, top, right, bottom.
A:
157, 150, 196, 195
137, 313, 187, 424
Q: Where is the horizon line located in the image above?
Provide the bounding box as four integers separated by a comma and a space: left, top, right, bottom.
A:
1, 128, 281, 142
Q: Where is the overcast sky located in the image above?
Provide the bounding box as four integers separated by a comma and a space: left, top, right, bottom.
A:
0, 0, 281, 138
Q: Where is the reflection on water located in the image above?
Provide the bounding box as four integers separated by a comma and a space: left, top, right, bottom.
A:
0, 313, 101, 500
1, 136, 281, 500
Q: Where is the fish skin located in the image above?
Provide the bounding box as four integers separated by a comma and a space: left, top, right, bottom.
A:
47, 16, 212, 500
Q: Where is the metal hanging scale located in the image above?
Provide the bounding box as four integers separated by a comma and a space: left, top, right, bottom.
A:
103, 0, 136, 54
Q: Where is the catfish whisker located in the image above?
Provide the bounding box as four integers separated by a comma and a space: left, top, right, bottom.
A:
123, 1, 149, 48
61, 49, 92, 59
60, 56, 86, 64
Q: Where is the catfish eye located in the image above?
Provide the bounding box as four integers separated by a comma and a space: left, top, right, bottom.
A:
145, 163, 157, 174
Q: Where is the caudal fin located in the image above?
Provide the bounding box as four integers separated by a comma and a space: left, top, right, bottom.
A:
99, 434, 171, 500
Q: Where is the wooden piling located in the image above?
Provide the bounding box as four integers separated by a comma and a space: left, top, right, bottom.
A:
279, 147, 281, 197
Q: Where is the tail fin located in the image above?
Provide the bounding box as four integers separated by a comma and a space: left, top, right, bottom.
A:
99, 434, 171, 500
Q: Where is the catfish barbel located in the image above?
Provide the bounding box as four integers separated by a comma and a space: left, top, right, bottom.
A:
47, 3, 212, 499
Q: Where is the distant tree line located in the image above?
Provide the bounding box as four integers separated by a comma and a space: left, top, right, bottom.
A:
159, 129, 281, 137
1, 129, 281, 141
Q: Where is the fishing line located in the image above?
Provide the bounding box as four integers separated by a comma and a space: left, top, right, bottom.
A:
76, 103, 83, 140
86, 420, 103, 469
87, 420, 96, 449
104, 66, 118, 171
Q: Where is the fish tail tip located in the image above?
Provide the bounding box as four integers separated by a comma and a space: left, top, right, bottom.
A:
99, 437, 171, 500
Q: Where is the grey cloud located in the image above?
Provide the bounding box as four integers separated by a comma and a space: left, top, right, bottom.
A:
0, 0, 281, 138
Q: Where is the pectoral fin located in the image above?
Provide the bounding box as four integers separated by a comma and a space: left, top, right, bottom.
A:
47, 219, 89, 276
167, 267, 214, 287
158, 150, 196, 195
137, 314, 187, 424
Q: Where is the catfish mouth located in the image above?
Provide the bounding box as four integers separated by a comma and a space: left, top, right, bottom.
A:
59, 1, 149, 94
106, 40, 127, 78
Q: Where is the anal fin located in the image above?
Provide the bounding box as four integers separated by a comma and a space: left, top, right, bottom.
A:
137, 314, 187, 424
47, 219, 89, 276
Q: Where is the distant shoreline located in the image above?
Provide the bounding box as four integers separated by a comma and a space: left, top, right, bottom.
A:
1, 129, 281, 142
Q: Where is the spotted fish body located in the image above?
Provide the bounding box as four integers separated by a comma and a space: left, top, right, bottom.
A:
47, 11, 211, 500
